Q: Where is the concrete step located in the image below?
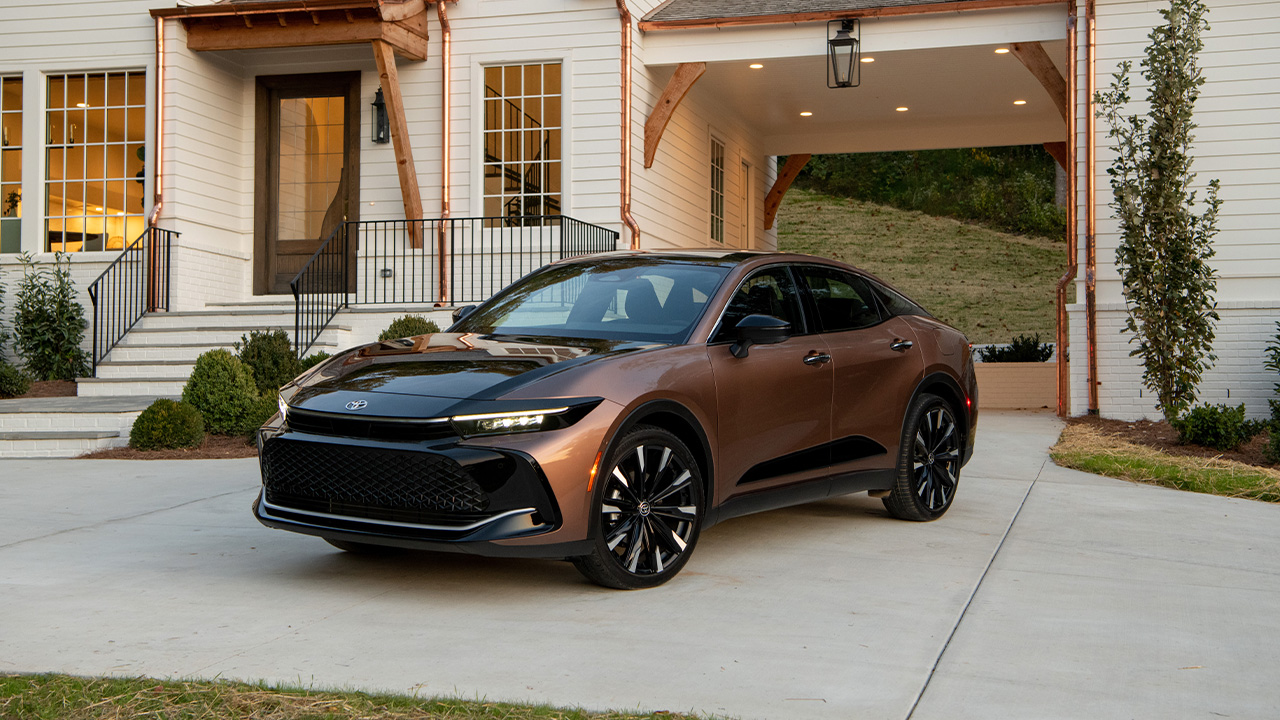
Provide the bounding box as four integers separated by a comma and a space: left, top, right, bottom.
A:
95, 360, 194, 381
0, 430, 125, 458
119, 325, 352, 347
137, 310, 299, 330
77, 378, 189, 397
108, 339, 344, 362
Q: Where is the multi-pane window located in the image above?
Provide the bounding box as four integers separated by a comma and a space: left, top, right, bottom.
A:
709, 137, 725, 243
277, 95, 345, 240
482, 62, 561, 220
45, 71, 147, 252
1, 76, 20, 253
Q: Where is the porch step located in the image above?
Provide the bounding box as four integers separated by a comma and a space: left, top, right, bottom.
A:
118, 325, 353, 346
0, 396, 169, 458
77, 378, 190, 397
138, 309, 301, 330
108, 339, 344, 363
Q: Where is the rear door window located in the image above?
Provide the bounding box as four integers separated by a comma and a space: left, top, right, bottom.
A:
796, 266, 883, 333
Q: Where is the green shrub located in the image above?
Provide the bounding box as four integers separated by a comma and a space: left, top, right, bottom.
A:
182, 349, 262, 435
979, 333, 1054, 363
299, 351, 332, 372
0, 273, 9, 362
0, 361, 31, 398
129, 399, 205, 451
1266, 324, 1280, 463
1173, 403, 1263, 451
378, 315, 440, 341
245, 391, 281, 438
235, 329, 302, 395
13, 252, 88, 380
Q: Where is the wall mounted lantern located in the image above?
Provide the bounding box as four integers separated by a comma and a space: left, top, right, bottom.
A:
827, 19, 861, 89
372, 88, 390, 144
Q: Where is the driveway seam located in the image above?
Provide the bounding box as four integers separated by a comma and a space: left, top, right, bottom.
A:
903, 458, 1047, 720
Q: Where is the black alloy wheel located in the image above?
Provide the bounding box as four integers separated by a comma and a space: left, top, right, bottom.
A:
883, 393, 961, 521
573, 425, 704, 589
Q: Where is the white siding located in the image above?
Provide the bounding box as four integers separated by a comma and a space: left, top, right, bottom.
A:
1068, 0, 1280, 420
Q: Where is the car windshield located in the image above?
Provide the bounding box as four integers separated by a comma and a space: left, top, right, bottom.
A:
452, 258, 732, 343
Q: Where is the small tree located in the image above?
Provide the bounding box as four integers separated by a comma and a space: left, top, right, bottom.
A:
1095, 0, 1221, 421
13, 252, 89, 381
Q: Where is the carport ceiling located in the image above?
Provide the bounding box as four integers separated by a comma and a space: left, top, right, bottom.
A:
693, 41, 1067, 155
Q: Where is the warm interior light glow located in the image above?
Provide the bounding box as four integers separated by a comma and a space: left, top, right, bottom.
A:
861, 57, 875, 63
995, 48, 1011, 54
895, 106, 909, 112
749, 63, 764, 69
1014, 100, 1028, 105
75, 102, 89, 108
800, 111, 813, 117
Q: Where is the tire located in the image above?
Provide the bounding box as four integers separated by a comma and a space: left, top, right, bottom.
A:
325, 538, 400, 555
572, 425, 705, 589
883, 393, 962, 522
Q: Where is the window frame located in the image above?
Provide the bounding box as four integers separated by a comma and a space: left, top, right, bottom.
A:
793, 263, 892, 334
709, 134, 725, 244
708, 264, 812, 344
0, 74, 22, 253
479, 60, 564, 222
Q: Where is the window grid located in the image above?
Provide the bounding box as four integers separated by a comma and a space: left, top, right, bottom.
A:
482, 62, 562, 222
710, 137, 725, 243
45, 71, 147, 253
1, 76, 21, 253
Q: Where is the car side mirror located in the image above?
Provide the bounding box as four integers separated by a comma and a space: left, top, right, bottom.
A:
731, 314, 791, 358
452, 305, 478, 323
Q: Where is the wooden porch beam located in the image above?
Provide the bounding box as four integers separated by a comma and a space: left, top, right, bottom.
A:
764, 154, 810, 230
1043, 141, 1067, 171
643, 62, 705, 169
1009, 41, 1068, 123
372, 39, 424, 248
376, 0, 426, 22
184, 12, 427, 60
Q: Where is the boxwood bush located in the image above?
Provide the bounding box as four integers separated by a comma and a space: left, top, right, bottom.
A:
182, 349, 262, 435
235, 329, 302, 395
129, 399, 205, 451
1173, 403, 1263, 452
0, 361, 31, 398
378, 315, 440, 341
978, 333, 1054, 363
299, 351, 332, 372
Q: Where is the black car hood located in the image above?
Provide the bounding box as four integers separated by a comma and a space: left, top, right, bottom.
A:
286, 333, 655, 417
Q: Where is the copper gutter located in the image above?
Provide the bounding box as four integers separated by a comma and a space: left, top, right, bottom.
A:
148, 16, 165, 228
1084, 0, 1099, 414
436, 0, 451, 303
151, 0, 384, 19
617, 0, 641, 249
1054, 4, 1077, 416
638, 0, 1064, 31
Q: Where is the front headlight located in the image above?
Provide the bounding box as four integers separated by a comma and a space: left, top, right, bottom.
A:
278, 394, 289, 423
450, 407, 570, 438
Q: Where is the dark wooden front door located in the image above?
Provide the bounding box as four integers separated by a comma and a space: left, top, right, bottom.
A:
255, 72, 360, 295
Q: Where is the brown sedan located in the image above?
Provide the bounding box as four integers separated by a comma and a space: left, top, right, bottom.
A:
256, 251, 978, 588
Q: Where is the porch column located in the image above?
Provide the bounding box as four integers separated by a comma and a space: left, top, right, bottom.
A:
372, 39, 425, 248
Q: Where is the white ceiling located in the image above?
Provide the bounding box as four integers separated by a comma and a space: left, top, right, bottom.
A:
682, 40, 1068, 155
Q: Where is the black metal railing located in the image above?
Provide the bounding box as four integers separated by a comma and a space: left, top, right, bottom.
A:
291, 222, 350, 359
87, 225, 176, 375
290, 215, 618, 356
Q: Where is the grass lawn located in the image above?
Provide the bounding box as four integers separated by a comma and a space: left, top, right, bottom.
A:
1051, 422, 1280, 503
0, 675, 700, 720
776, 187, 1070, 344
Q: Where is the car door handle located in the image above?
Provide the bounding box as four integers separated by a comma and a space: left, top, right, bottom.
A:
803, 352, 832, 366
890, 339, 914, 352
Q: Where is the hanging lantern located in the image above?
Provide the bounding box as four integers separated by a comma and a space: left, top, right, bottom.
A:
828, 19, 861, 89
371, 88, 390, 144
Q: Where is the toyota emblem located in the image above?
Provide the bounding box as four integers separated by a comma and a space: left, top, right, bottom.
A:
345, 400, 368, 411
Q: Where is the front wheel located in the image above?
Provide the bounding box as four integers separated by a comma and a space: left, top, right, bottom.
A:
883, 393, 961, 521
572, 425, 704, 589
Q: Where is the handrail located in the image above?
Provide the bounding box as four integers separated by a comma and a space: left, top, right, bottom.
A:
290, 221, 350, 359
292, 214, 618, 354
87, 225, 177, 375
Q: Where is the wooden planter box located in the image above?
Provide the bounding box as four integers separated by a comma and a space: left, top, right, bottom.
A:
974, 361, 1063, 411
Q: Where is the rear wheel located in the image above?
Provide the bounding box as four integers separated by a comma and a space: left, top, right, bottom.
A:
573, 425, 704, 589
883, 393, 961, 521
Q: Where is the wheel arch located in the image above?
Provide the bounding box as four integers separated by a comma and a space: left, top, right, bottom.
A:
906, 371, 971, 459
609, 399, 715, 507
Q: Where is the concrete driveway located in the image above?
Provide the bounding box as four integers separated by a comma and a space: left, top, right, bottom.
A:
1, 411, 1277, 719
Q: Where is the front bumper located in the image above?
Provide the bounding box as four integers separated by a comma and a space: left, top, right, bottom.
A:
255, 429, 591, 558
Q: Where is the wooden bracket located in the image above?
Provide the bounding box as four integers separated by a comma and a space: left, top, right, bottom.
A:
1009, 41, 1067, 123
643, 62, 705, 169
372, 39, 424, 247
1043, 141, 1067, 171
763, 154, 810, 230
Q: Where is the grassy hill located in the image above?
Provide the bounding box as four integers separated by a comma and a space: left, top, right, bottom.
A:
776, 187, 1069, 345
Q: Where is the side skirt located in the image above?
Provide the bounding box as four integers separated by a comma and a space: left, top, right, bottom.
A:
707, 468, 895, 527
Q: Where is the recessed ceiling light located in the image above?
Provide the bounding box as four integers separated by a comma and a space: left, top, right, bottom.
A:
800, 111, 813, 117
895, 106, 909, 112
861, 57, 875, 63
749, 63, 764, 69
92, 206, 102, 212
995, 48, 1011, 54
76, 102, 89, 108
1014, 99, 1027, 105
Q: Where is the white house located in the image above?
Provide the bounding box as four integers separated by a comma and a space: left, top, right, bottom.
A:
0, 0, 1276, 422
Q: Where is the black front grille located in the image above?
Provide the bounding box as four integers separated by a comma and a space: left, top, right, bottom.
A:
285, 408, 456, 442
262, 440, 490, 522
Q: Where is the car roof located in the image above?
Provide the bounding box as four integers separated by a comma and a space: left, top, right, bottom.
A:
554, 249, 856, 270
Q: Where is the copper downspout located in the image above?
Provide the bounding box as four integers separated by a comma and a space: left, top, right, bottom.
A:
436, 0, 451, 303
1054, 4, 1078, 416
1084, 0, 1099, 414
616, 0, 641, 249
146, 16, 167, 311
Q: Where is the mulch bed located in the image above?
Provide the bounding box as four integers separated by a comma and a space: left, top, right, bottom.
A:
79, 433, 259, 460
15, 380, 78, 398
1066, 415, 1276, 469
